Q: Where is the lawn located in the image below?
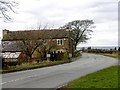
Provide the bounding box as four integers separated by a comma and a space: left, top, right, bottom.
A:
62, 65, 119, 88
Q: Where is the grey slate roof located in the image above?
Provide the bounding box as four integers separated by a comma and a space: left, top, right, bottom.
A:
2, 41, 23, 52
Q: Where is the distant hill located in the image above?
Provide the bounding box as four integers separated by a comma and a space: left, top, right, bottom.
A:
77, 46, 118, 50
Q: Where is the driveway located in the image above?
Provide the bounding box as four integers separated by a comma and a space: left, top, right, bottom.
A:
1, 53, 118, 89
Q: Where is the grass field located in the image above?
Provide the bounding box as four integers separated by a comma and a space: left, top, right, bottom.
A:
102, 53, 120, 59
62, 65, 119, 88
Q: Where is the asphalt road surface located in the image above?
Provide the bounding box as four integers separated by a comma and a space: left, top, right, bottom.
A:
1, 53, 118, 89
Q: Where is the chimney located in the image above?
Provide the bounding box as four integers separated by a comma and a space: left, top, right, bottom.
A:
3, 29, 9, 36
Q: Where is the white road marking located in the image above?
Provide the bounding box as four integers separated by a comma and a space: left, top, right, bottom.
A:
1, 74, 41, 85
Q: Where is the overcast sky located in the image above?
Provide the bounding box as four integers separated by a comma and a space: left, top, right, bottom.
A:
0, 0, 118, 47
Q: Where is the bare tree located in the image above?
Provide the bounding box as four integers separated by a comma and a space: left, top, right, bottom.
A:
14, 31, 44, 63
15, 24, 56, 62
60, 20, 95, 50
0, 0, 18, 21
36, 38, 57, 61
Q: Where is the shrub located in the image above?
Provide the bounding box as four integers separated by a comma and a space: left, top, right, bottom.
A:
5, 61, 18, 66
73, 50, 81, 57
19, 56, 28, 64
62, 52, 69, 60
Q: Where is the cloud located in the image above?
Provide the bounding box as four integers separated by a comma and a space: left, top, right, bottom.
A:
0, 0, 118, 46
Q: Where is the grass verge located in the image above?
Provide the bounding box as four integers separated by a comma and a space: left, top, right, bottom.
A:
102, 53, 120, 59
60, 65, 119, 89
1, 60, 71, 74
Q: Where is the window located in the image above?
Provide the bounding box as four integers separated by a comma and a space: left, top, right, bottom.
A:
57, 39, 64, 45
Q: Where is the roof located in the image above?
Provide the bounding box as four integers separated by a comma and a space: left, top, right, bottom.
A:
2, 29, 69, 41
2, 41, 23, 52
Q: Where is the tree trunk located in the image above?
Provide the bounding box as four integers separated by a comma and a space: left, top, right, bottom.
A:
29, 56, 32, 64
74, 44, 77, 50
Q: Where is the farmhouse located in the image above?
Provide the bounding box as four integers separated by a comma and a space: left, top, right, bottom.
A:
2, 29, 73, 62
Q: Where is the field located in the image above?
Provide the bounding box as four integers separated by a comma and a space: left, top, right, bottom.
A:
102, 53, 120, 59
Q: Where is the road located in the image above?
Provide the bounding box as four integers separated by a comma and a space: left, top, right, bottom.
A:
1, 53, 118, 89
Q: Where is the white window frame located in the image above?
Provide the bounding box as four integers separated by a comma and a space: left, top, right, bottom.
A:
57, 39, 64, 45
